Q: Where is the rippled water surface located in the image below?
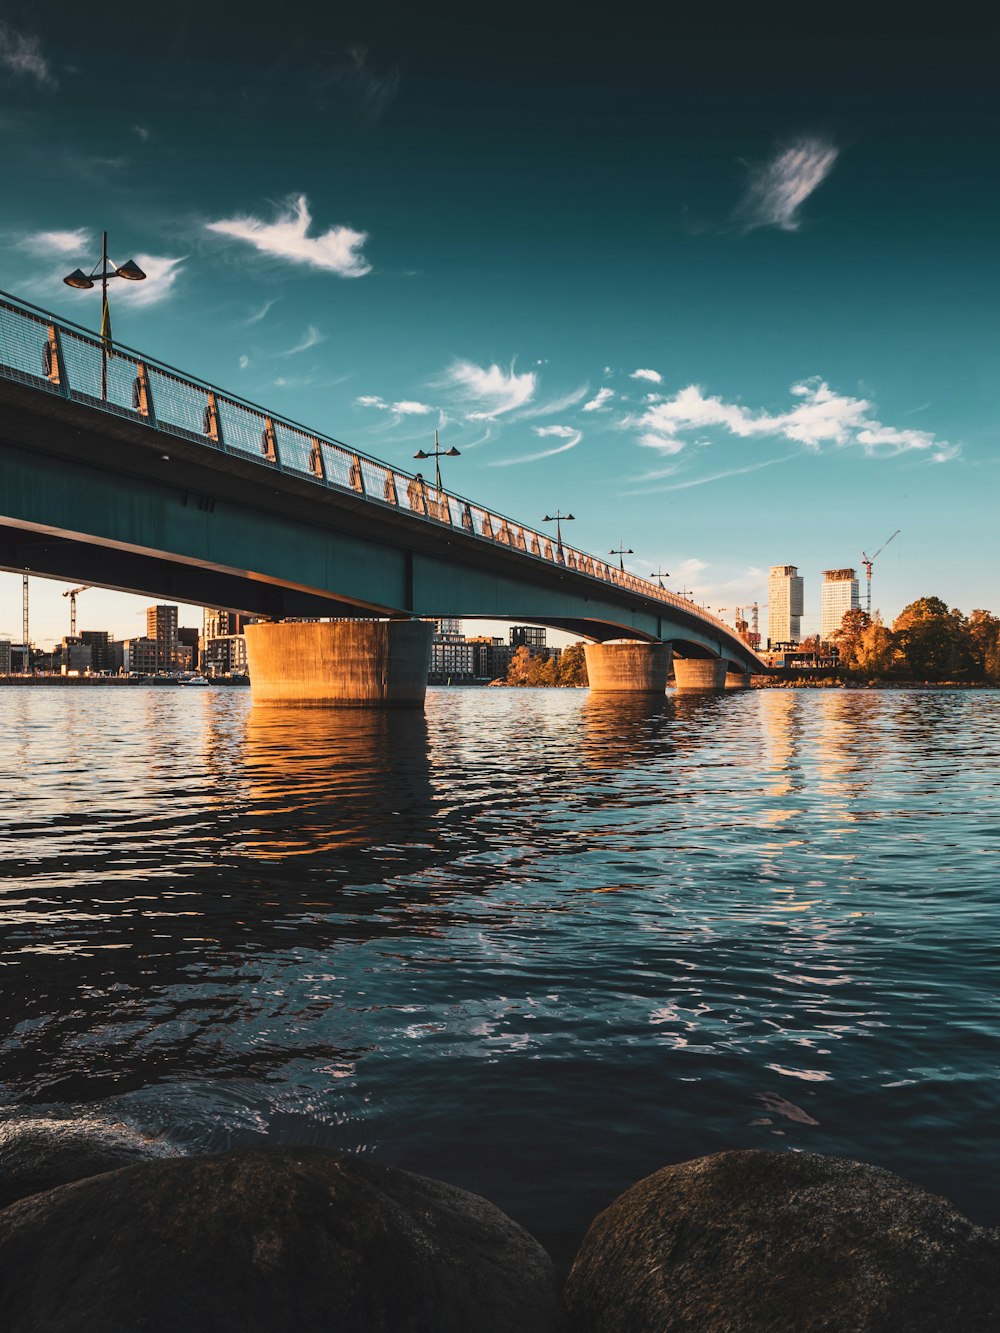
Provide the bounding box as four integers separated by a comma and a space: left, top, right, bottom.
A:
2, 685, 999, 1266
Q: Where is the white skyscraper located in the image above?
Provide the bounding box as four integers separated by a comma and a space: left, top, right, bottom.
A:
821, 568, 860, 638
768, 565, 804, 644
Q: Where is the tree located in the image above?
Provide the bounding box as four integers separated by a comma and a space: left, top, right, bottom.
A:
832, 608, 871, 670
853, 615, 895, 676
557, 642, 588, 686
892, 597, 974, 679
965, 609, 1000, 675
506, 644, 534, 686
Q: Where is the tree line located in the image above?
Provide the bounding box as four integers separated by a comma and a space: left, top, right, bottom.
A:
505, 643, 588, 687
828, 599, 1000, 681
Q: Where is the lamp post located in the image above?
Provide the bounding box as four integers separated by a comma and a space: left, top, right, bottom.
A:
610, 542, 634, 572
64, 231, 146, 400
413, 430, 460, 493
542, 510, 575, 563
651, 567, 670, 589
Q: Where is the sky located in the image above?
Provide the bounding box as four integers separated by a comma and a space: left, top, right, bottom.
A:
0, 4, 997, 647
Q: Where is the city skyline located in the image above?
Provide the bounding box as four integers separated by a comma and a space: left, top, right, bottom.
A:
0, 8, 997, 644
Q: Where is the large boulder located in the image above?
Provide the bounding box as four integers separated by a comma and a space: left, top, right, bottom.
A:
0, 1146, 565, 1333
0, 1116, 182, 1209
565, 1150, 1000, 1332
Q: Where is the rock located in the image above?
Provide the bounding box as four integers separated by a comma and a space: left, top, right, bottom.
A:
0, 1146, 565, 1333
0, 1116, 182, 1209
565, 1150, 1000, 1332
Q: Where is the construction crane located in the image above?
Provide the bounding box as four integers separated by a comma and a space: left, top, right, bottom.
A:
860, 530, 900, 616
22, 575, 29, 656
63, 585, 91, 637
750, 602, 767, 649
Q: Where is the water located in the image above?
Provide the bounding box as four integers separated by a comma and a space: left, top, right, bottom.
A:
1, 685, 998, 1268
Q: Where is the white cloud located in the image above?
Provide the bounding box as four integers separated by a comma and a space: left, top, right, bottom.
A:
107, 254, 185, 307
582, 387, 614, 412
282, 324, 324, 356
440, 359, 536, 419
632, 377, 956, 463
133, 125, 150, 141
735, 137, 838, 232
206, 194, 371, 277
517, 384, 590, 418
239, 354, 249, 370
631, 368, 662, 384
355, 394, 434, 420
24, 227, 92, 255
243, 297, 280, 326
489, 426, 582, 467
0, 22, 55, 88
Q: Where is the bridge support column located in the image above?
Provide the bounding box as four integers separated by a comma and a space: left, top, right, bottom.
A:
584, 641, 671, 694
725, 670, 751, 690
672, 657, 727, 691
245, 620, 433, 708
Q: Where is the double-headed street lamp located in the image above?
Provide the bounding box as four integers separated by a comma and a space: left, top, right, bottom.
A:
651, 567, 670, 589
610, 542, 634, 572
542, 509, 575, 562
64, 230, 146, 400
414, 430, 460, 492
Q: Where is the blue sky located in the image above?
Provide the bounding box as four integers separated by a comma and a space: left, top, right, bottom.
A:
0, 6, 997, 647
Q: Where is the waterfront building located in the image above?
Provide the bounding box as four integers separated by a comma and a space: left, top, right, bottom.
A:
821, 568, 861, 637
429, 636, 476, 683
9, 644, 30, 673
435, 617, 463, 638
0, 641, 10, 674
510, 625, 547, 652
123, 636, 160, 675
80, 630, 113, 673
203, 609, 247, 641
767, 566, 804, 645
201, 634, 248, 676
146, 605, 179, 671
178, 626, 200, 669
467, 636, 514, 681
60, 636, 93, 674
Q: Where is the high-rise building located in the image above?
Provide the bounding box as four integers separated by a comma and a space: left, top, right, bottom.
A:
146, 605, 179, 670
81, 630, 113, 673
821, 568, 860, 638
510, 625, 546, 650
203, 609, 246, 640
767, 566, 804, 644
434, 617, 463, 638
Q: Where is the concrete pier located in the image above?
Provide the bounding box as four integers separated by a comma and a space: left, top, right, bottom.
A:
725, 670, 751, 690
584, 641, 671, 694
244, 620, 433, 707
672, 658, 727, 691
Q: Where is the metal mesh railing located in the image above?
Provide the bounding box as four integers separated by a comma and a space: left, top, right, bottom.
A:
0, 288, 759, 657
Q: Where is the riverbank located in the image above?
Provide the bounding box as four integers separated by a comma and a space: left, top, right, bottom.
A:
0, 675, 249, 687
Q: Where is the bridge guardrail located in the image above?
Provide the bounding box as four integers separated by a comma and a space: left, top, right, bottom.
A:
0, 289, 758, 657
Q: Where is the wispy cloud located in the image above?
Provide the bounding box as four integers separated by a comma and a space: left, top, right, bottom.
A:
133, 124, 150, 141
624, 453, 802, 495
239, 354, 249, 370
735, 136, 838, 232
206, 194, 371, 277
489, 424, 582, 467
630, 368, 662, 384
112, 255, 185, 307
282, 324, 324, 356
355, 394, 434, 425
582, 387, 614, 412
515, 384, 590, 418
0, 22, 55, 88
310, 45, 399, 124
439, 359, 536, 419
633, 377, 956, 463
243, 297, 280, 326
22, 227, 92, 255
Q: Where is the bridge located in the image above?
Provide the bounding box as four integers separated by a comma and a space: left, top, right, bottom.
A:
0, 290, 765, 704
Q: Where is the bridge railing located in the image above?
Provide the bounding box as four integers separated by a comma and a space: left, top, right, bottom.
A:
0, 289, 753, 652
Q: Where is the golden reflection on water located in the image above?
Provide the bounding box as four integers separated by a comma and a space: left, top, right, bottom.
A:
580, 694, 677, 769
238, 705, 433, 858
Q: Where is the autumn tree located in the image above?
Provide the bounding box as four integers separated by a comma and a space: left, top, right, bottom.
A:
832, 608, 871, 670
853, 615, 895, 676
557, 642, 588, 686
965, 609, 1000, 676
892, 597, 974, 679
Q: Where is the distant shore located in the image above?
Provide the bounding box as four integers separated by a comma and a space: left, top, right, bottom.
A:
0, 676, 249, 688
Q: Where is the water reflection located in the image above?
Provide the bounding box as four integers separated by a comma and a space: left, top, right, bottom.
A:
240, 706, 434, 858
580, 695, 676, 769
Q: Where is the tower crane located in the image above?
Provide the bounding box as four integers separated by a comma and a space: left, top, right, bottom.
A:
860, 530, 900, 616
63, 585, 91, 637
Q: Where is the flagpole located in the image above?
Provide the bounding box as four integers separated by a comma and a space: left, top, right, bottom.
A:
101, 229, 108, 401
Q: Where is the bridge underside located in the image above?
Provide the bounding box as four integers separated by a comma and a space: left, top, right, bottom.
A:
0, 382, 761, 673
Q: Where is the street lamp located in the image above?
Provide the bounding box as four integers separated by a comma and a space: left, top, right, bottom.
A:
542, 510, 575, 563
609, 542, 634, 571
64, 230, 146, 400
651, 567, 670, 589
413, 429, 460, 492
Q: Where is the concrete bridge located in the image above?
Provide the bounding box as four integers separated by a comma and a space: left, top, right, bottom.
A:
0, 290, 765, 704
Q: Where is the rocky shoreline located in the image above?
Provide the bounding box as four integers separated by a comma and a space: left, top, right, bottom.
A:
1, 1121, 997, 1331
